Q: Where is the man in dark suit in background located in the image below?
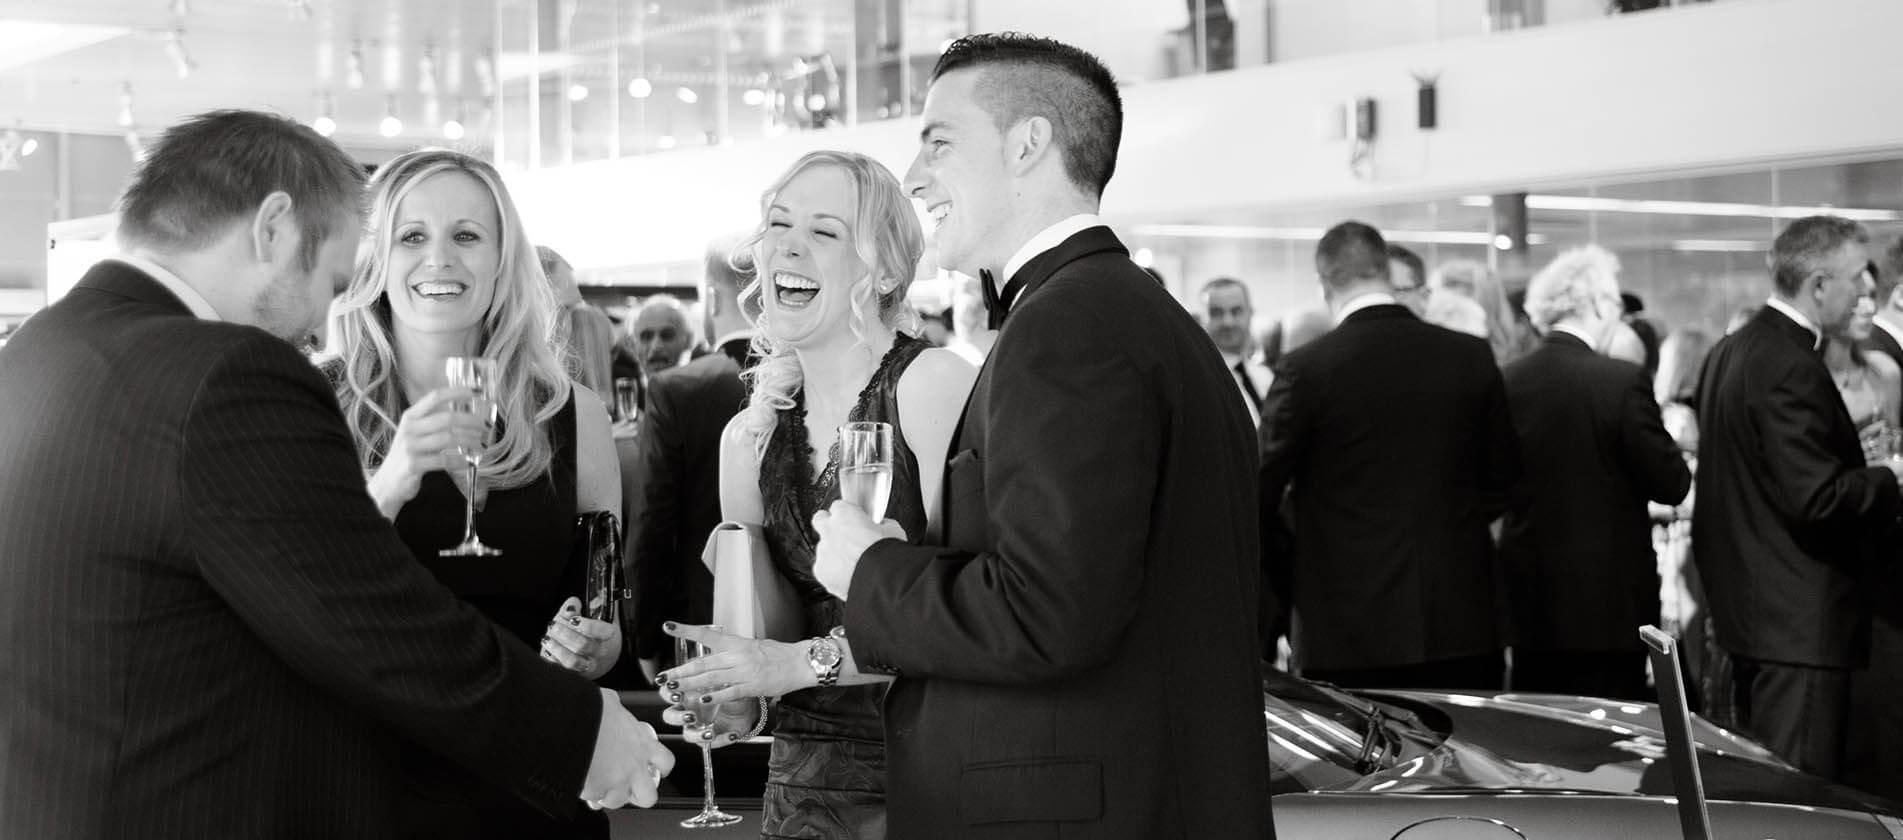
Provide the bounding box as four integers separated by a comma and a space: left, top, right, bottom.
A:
811, 33, 1272, 839
626, 235, 757, 682
1259, 221, 1518, 691
1696, 215, 1903, 781
0, 110, 671, 838
1500, 244, 1690, 700
1848, 234, 1903, 799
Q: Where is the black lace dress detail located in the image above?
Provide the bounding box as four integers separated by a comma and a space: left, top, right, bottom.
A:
390, 393, 605, 840
755, 334, 931, 839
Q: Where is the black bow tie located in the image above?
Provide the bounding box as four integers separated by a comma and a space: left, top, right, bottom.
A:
980, 269, 1026, 331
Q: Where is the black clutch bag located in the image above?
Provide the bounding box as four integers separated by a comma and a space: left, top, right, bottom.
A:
574, 510, 628, 622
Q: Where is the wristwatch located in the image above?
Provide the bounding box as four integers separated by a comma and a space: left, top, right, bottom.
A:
807, 634, 843, 688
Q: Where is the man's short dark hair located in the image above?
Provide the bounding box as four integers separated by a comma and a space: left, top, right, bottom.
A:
117, 109, 366, 271
933, 33, 1122, 197
1200, 276, 1250, 306
1384, 243, 1424, 290
1770, 215, 1868, 297
1317, 221, 1391, 291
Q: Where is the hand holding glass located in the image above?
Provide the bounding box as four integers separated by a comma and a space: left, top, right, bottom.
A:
440, 356, 501, 557
674, 630, 743, 829
838, 421, 893, 522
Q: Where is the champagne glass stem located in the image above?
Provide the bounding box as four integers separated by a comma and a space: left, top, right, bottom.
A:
699, 741, 718, 814
461, 459, 479, 544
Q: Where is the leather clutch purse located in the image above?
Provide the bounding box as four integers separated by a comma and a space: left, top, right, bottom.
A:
574, 510, 628, 622
700, 521, 803, 642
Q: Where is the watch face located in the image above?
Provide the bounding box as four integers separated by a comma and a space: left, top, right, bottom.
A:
810, 638, 842, 669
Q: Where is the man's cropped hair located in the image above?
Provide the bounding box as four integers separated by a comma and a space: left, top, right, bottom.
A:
1770, 215, 1868, 297
117, 109, 366, 271
933, 32, 1122, 198
1316, 221, 1392, 291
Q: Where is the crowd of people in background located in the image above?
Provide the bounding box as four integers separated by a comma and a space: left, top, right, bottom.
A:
6, 23, 1903, 840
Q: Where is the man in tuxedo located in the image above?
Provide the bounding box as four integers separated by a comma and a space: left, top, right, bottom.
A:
0, 110, 671, 838
1200, 276, 1271, 427
1500, 245, 1690, 700
627, 235, 757, 681
810, 33, 1271, 839
610, 295, 694, 410
1259, 221, 1518, 690
1696, 214, 1903, 781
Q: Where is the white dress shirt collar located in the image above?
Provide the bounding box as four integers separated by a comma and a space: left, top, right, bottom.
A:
113, 255, 221, 321
1332, 292, 1397, 327
1764, 297, 1821, 349
1000, 214, 1104, 301
1551, 323, 1597, 349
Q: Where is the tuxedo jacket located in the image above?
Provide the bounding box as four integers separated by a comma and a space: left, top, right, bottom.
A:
1695, 306, 1900, 668
1258, 304, 1519, 671
0, 262, 600, 838
1500, 332, 1691, 652
626, 338, 750, 661
847, 228, 1273, 839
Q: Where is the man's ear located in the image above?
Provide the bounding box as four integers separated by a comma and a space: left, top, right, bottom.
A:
249, 191, 298, 267
1886, 283, 1903, 313
1005, 116, 1053, 177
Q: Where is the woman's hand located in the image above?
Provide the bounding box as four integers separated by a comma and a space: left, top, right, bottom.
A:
543, 597, 624, 680
655, 622, 814, 737
660, 695, 762, 750
365, 386, 487, 519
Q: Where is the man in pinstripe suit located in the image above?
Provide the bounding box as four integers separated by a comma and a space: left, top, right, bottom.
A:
0, 110, 672, 838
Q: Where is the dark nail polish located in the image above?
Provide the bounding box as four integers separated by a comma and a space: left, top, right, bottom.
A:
666, 680, 678, 690
663, 621, 678, 632
699, 695, 712, 705
669, 692, 682, 704
566, 616, 581, 627
681, 712, 697, 724
700, 729, 715, 741
653, 675, 667, 687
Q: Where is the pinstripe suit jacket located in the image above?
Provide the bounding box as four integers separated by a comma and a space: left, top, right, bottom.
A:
0, 262, 600, 838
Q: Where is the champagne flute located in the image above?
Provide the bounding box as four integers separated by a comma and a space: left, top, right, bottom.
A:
674, 628, 743, 829
837, 421, 893, 521
440, 356, 502, 557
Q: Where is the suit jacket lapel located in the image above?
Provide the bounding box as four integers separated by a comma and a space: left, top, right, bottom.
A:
1000, 226, 1128, 319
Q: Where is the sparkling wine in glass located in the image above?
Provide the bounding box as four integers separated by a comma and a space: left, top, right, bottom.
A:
674, 628, 743, 829
440, 356, 502, 557
838, 421, 893, 522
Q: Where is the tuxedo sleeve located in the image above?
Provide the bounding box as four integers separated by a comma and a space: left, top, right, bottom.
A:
846, 298, 1158, 683
628, 376, 684, 660
1618, 367, 1692, 505
1256, 356, 1308, 508
1476, 360, 1520, 519
178, 333, 599, 817
1756, 363, 1901, 530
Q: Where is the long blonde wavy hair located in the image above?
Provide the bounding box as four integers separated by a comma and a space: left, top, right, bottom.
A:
735, 150, 923, 456
328, 148, 571, 490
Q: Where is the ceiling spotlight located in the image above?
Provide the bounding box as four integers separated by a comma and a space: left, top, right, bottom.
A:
806, 93, 826, 112
312, 90, 335, 136
19, 136, 37, 157
117, 82, 135, 128
346, 40, 366, 89
655, 134, 676, 150
567, 84, 589, 102
442, 118, 465, 141
378, 96, 402, 138
163, 30, 196, 79
626, 77, 652, 98
1492, 234, 1514, 250
675, 86, 697, 104
741, 88, 765, 106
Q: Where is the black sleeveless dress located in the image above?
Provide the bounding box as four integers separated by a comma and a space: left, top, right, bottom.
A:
391, 393, 607, 840
756, 334, 931, 839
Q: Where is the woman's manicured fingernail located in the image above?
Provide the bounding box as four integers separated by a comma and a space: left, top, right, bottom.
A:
663, 621, 678, 632
681, 712, 697, 724
566, 616, 581, 627
666, 680, 678, 690
669, 692, 682, 704
653, 675, 667, 687
699, 695, 712, 705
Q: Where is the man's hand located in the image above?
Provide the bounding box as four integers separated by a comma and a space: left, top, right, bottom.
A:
811, 499, 906, 600
579, 688, 675, 811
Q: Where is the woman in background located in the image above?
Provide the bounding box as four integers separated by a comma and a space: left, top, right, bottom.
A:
1433, 258, 1536, 365
325, 148, 622, 839
657, 150, 976, 839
